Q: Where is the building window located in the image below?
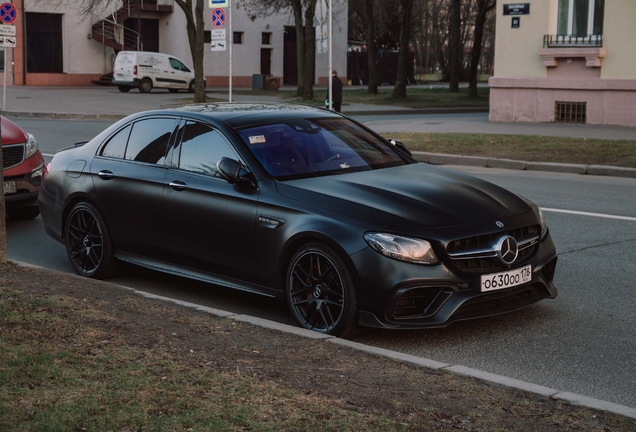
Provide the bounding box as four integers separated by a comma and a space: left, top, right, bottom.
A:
233, 32, 243, 44
26, 13, 63, 73
261, 32, 272, 45
557, 0, 604, 37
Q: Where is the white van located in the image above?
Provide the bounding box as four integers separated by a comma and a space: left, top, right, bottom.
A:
112, 51, 204, 93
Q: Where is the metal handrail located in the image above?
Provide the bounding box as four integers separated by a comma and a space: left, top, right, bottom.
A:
93, 17, 143, 51
543, 34, 603, 48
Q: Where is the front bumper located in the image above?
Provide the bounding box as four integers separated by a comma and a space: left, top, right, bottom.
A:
4, 156, 44, 210
351, 229, 558, 330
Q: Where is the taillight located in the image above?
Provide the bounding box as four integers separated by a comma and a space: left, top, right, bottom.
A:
133, 65, 137, 75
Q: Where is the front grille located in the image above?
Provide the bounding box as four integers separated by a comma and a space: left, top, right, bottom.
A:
3, 144, 25, 169
392, 287, 453, 319
452, 283, 550, 321
446, 225, 540, 272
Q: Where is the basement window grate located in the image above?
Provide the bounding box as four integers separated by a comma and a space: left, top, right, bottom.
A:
555, 101, 586, 123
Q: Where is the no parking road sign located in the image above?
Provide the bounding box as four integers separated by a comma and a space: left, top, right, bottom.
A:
210, 8, 226, 28
0, 3, 17, 24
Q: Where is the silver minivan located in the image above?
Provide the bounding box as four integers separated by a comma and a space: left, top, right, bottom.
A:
112, 51, 203, 93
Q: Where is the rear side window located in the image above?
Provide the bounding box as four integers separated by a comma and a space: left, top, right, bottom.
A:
177, 121, 238, 178
125, 118, 176, 164
101, 124, 131, 159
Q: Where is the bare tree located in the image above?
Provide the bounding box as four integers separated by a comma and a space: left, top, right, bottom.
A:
392, 0, 415, 98
468, 0, 495, 98
240, 0, 319, 100
174, 0, 206, 103
364, 0, 378, 94
448, 0, 461, 92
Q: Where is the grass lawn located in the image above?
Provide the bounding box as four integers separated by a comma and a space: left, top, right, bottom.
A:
382, 133, 636, 168
230, 87, 489, 108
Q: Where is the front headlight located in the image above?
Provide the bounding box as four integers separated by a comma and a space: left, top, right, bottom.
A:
25, 133, 38, 158
364, 233, 438, 265
539, 207, 548, 239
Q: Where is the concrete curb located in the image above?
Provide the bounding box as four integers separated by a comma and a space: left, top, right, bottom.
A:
10, 260, 636, 421
413, 151, 636, 179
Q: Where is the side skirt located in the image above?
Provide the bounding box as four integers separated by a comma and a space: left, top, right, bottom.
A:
116, 251, 281, 299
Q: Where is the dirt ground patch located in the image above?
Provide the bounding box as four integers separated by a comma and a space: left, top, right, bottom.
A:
1, 263, 634, 431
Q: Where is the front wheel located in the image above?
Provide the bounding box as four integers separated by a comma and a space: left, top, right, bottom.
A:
286, 243, 359, 337
139, 78, 153, 93
65, 202, 117, 279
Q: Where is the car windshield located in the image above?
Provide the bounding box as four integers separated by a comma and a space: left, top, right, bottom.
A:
237, 117, 408, 179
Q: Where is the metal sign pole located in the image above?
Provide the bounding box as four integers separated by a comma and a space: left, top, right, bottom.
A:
2, 47, 6, 111
229, 0, 232, 102
328, 0, 332, 110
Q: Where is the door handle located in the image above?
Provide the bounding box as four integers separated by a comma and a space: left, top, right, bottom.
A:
169, 180, 188, 191
98, 170, 114, 180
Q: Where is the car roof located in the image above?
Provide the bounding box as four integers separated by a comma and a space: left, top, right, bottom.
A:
166, 102, 343, 128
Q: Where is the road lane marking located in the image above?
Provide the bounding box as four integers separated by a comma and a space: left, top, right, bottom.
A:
542, 207, 636, 222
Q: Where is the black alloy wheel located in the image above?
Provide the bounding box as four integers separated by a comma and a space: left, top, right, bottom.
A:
286, 243, 358, 337
65, 202, 116, 279
139, 78, 153, 93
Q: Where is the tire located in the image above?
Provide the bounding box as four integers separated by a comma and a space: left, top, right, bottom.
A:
188, 80, 195, 93
139, 78, 153, 93
118, 85, 131, 93
168, 88, 179, 93
286, 243, 359, 337
65, 202, 117, 279
6, 206, 40, 220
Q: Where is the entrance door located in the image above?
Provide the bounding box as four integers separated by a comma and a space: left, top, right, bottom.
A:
283, 26, 297, 85
124, 18, 159, 52
260, 48, 272, 75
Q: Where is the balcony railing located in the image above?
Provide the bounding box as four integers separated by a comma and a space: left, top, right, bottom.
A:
543, 34, 603, 48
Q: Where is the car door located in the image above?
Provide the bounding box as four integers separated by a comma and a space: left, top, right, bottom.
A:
91, 116, 178, 257
163, 120, 260, 281
168, 57, 192, 90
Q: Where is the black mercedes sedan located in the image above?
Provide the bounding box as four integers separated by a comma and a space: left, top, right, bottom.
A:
39, 103, 558, 337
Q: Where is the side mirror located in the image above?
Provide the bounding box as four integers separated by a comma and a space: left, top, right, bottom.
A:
217, 157, 256, 188
388, 138, 412, 157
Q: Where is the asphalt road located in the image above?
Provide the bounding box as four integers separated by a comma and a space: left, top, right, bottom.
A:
5, 118, 636, 408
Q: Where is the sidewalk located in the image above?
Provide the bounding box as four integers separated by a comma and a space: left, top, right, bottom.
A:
2, 85, 635, 178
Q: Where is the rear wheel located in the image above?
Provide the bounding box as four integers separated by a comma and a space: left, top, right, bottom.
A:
139, 78, 153, 93
188, 80, 195, 93
65, 202, 117, 279
118, 85, 131, 93
6, 206, 40, 220
286, 243, 359, 337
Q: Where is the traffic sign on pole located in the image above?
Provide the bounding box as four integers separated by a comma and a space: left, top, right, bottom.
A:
0, 23, 15, 36
0, 3, 17, 24
210, 8, 226, 28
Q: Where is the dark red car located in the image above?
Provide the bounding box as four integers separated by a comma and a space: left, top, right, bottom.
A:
2, 116, 45, 219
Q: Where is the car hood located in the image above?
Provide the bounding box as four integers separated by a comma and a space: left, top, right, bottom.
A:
1, 116, 28, 145
276, 163, 531, 228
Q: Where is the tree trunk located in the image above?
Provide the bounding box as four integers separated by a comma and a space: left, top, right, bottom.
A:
175, 0, 206, 103
393, 0, 414, 99
468, 0, 495, 98
449, 0, 461, 93
290, 0, 305, 97
194, 0, 205, 102
302, 0, 318, 100
365, 0, 378, 94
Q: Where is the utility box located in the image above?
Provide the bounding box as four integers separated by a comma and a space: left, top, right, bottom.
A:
264, 75, 280, 90
252, 74, 265, 90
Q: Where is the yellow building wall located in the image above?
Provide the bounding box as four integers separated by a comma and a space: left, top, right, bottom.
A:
600, 1, 636, 79
493, 0, 552, 78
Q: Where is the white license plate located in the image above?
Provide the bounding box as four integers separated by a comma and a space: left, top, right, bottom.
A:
481, 265, 532, 292
3, 181, 16, 195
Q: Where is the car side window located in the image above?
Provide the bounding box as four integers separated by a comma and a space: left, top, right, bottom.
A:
178, 121, 239, 178
169, 58, 189, 72
125, 118, 175, 164
101, 124, 131, 159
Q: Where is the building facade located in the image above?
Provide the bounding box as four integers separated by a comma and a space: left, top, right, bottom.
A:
0, 0, 347, 88
489, 0, 636, 127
